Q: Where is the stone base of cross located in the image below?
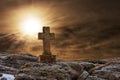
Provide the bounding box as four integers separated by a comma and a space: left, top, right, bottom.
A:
39, 54, 56, 63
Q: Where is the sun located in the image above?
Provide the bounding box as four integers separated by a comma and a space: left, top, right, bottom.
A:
20, 15, 43, 36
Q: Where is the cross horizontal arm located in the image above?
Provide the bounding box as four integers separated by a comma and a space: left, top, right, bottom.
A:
50, 33, 55, 40
38, 33, 44, 39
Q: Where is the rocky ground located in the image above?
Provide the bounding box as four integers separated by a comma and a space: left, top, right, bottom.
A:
0, 52, 119, 80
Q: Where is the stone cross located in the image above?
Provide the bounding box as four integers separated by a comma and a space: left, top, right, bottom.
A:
38, 27, 56, 63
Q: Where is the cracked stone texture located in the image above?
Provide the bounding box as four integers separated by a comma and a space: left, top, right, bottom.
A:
0, 52, 120, 80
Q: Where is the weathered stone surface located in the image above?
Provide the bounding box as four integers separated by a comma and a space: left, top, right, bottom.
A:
38, 27, 56, 63
0, 53, 37, 68
85, 76, 106, 80
85, 59, 107, 64
79, 62, 95, 71
40, 54, 56, 63
67, 62, 84, 79
0, 52, 37, 74
0, 65, 17, 74
0, 52, 119, 80
77, 71, 89, 80
15, 62, 83, 80
91, 60, 120, 80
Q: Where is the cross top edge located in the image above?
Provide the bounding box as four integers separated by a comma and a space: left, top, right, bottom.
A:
43, 26, 50, 28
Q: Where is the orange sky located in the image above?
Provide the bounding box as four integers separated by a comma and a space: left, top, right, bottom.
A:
0, 0, 120, 60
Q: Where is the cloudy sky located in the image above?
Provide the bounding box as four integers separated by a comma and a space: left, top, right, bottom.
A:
0, 0, 120, 60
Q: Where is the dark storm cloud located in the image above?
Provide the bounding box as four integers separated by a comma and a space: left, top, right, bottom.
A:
0, 0, 120, 60
54, 19, 120, 60
56, 19, 120, 48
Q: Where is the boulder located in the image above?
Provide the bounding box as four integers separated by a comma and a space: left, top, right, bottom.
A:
91, 61, 120, 80
0, 53, 38, 69
79, 62, 95, 71
77, 71, 89, 80
15, 62, 83, 80
0, 65, 17, 74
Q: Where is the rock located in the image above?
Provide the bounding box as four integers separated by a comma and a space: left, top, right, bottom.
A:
15, 62, 83, 80
77, 71, 89, 80
91, 61, 120, 80
67, 62, 83, 80
67, 62, 83, 72
15, 62, 71, 80
0, 65, 17, 74
1, 78, 7, 80
0, 52, 120, 80
79, 62, 95, 71
0, 53, 38, 69
86, 76, 107, 80
4, 54, 37, 62
15, 73, 34, 80
85, 59, 107, 64
109, 72, 120, 80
